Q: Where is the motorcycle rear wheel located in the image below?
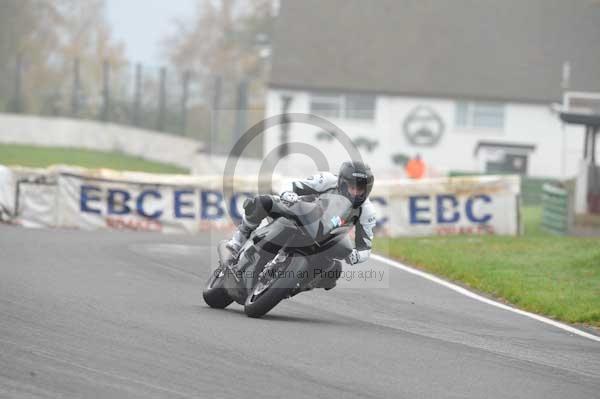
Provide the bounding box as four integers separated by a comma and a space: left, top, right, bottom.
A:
203, 268, 234, 309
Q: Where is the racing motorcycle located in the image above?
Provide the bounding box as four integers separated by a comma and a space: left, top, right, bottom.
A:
202, 193, 357, 318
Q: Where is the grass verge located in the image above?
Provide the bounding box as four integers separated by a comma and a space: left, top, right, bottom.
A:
374, 207, 600, 327
0, 144, 188, 174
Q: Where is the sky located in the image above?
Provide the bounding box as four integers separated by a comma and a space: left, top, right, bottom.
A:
106, 0, 196, 67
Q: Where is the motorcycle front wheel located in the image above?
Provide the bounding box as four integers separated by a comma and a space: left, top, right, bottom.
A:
244, 257, 305, 318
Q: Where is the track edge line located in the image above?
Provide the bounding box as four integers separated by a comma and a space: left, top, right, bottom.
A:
372, 254, 600, 343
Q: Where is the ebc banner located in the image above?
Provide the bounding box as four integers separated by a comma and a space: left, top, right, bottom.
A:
371, 175, 521, 237
56, 173, 254, 234
13, 168, 520, 237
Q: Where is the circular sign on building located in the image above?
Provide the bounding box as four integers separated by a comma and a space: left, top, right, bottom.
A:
403, 106, 445, 147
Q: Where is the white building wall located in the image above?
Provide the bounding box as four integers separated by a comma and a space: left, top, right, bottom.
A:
265, 89, 589, 180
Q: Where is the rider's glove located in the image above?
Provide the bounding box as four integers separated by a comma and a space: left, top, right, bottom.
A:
280, 191, 299, 206
345, 249, 361, 265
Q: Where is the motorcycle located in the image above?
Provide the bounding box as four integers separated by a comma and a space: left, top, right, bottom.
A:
202, 192, 358, 318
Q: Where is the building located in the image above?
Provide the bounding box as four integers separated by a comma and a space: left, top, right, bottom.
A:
264, 0, 600, 179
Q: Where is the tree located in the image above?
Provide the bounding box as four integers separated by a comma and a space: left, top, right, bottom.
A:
163, 0, 275, 82
160, 0, 275, 151
52, 0, 126, 116
0, 0, 125, 115
0, 0, 59, 110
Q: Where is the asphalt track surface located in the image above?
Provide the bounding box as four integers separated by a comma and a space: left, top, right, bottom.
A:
1, 225, 599, 398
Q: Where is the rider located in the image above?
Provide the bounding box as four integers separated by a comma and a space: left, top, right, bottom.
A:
226, 161, 376, 288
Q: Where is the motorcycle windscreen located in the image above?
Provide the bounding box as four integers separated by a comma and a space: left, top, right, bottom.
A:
294, 193, 353, 241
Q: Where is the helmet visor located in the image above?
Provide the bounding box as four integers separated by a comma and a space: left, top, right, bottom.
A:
346, 180, 367, 198
340, 176, 368, 205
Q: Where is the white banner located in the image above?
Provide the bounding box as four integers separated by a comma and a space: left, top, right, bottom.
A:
370, 175, 521, 236
54, 169, 271, 234
0, 165, 15, 221
2, 165, 521, 236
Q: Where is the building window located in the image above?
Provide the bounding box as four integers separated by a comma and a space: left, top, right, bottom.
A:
310, 93, 375, 120
310, 94, 342, 118
345, 94, 376, 120
455, 101, 505, 129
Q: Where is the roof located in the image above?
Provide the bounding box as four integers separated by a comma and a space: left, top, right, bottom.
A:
559, 112, 600, 127
270, 0, 600, 103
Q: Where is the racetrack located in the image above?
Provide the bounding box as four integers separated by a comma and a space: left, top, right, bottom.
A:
1, 225, 599, 398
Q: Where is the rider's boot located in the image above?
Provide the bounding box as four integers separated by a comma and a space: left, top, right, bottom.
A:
315, 260, 342, 291
226, 216, 258, 255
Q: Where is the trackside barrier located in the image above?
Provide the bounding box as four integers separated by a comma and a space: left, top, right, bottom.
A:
541, 183, 573, 235
0, 165, 522, 237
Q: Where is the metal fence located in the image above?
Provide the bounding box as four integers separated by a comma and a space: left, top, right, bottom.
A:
0, 56, 265, 157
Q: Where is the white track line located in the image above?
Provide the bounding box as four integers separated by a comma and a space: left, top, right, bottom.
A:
372, 254, 600, 343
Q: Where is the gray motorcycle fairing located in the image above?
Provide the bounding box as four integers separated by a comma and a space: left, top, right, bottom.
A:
219, 194, 358, 305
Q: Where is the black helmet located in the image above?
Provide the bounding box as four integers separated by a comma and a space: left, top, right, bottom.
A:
337, 161, 374, 208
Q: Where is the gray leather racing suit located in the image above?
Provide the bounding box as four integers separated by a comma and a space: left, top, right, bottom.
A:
289, 172, 376, 264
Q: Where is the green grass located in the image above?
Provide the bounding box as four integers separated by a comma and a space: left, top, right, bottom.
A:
374, 207, 600, 327
0, 144, 188, 174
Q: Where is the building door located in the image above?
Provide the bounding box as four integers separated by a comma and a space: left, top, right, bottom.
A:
476, 142, 535, 176
486, 154, 528, 175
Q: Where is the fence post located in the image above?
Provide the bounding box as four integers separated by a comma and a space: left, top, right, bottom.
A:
132, 63, 142, 127
181, 70, 190, 135
211, 75, 222, 153
100, 60, 111, 122
11, 54, 23, 113
71, 58, 80, 117
233, 79, 248, 144
592, 127, 597, 165
279, 95, 293, 158
584, 126, 590, 160
157, 67, 166, 131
